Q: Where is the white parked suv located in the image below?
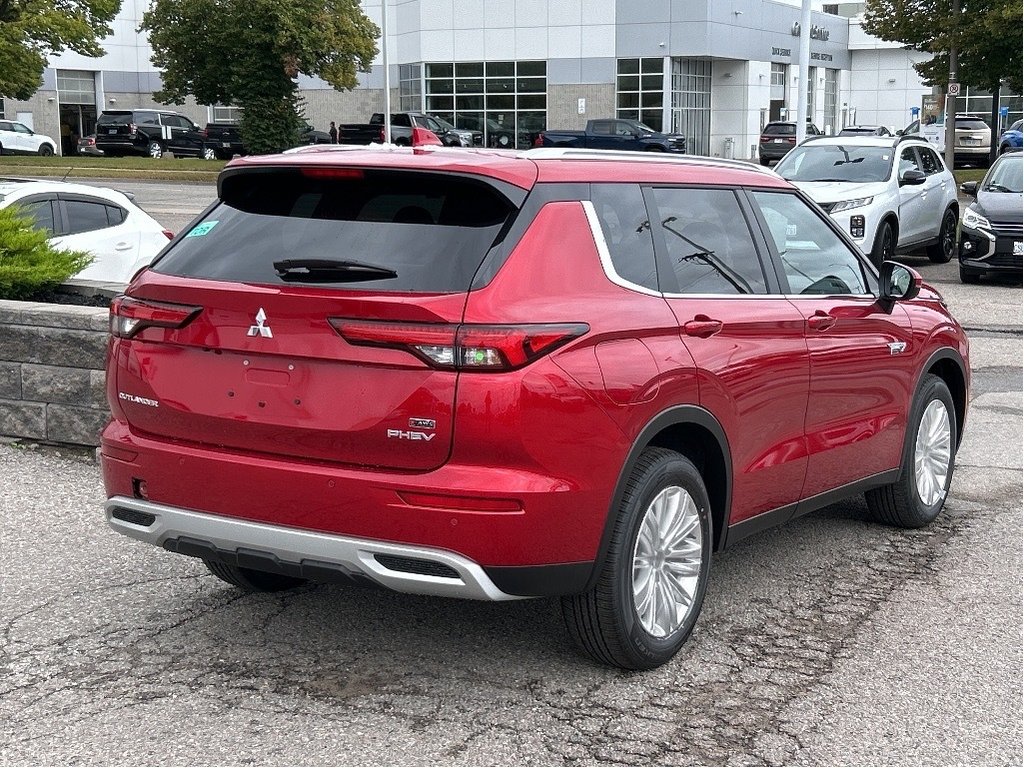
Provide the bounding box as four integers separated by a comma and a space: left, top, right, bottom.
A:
773, 136, 959, 265
0, 120, 58, 156
0, 179, 172, 283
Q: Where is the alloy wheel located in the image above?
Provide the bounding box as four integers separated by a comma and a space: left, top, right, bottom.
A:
914, 400, 951, 506
631, 485, 704, 638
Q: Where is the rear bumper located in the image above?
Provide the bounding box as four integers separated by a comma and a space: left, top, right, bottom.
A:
100, 420, 608, 591
106, 496, 521, 600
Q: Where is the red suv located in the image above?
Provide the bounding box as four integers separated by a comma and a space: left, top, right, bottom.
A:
102, 147, 969, 669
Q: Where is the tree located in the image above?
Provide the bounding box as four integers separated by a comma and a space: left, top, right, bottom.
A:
863, 0, 1023, 94
142, 0, 379, 153
0, 0, 121, 100
0, 207, 92, 300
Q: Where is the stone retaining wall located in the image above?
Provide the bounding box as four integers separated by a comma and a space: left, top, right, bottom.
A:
0, 300, 110, 446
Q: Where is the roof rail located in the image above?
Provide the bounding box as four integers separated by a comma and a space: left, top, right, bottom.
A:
521, 147, 777, 175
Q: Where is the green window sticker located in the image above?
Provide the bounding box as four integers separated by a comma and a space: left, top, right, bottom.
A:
186, 220, 219, 237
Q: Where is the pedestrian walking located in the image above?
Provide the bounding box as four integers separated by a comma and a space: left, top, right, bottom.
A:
329, 121, 338, 144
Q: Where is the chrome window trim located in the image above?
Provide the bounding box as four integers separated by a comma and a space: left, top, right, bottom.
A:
581, 199, 663, 297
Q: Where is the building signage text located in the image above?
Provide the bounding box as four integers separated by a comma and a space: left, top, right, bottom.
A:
771, 46, 792, 57
811, 52, 833, 61
791, 22, 831, 41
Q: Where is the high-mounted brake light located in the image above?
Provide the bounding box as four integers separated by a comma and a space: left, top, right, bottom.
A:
110, 296, 202, 339
329, 320, 588, 372
301, 167, 365, 180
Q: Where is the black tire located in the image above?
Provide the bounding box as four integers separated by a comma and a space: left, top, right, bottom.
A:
203, 559, 306, 592
147, 140, 164, 159
870, 219, 897, 267
959, 266, 981, 284
393, 137, 410, 147
644, 145, 666, 152
759, 157, 770, 166
927, 207, 957, 263
38, 144, 54, 156
1000, 144, 1011, 155
865, 374, 956, 529
561, 448, 712, 670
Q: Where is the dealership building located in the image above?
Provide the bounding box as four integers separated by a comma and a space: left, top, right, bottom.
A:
2, 0, 1020, 156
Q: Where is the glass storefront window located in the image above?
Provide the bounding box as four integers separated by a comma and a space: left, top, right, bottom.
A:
425, 60, 546, 148
399, 64, 422, 112
616, 57, 665, 132
670, 57, 711, 155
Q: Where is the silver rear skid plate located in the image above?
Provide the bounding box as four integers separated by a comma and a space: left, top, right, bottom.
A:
105, 496, 519, 601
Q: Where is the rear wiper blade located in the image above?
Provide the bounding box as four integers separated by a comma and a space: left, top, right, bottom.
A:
272, 258, 397, 282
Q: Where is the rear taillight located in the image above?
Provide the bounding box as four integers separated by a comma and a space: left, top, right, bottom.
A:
533, 134, 543, 147
329, 320, 588, 371
200, 128, 207, 138
110, 296, 202, 339
787, 137, 796, 144
379, 126, 386, 143
128, 122, 137, 136
161, 229, 174, 240
759, 135, 769, 143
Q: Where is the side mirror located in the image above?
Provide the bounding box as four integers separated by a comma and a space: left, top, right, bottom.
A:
900, 169, 927, 186
895, 129, 904, 136
960, 181, 979, 197
879, 261, 922, 308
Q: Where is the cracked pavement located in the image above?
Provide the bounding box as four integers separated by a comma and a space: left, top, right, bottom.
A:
1, 213, 1021, 765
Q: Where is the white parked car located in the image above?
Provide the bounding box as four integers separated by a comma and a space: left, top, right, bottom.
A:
0, 179, 172, 283
773, 136, 959, 266
0, 120, 58, 156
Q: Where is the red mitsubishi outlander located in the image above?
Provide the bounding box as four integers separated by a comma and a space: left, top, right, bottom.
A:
102, 146, 969, 669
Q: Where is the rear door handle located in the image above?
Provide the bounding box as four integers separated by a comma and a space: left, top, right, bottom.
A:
807, 310, 836, 331
683, 315, 723, 338
114, 242, 133, 251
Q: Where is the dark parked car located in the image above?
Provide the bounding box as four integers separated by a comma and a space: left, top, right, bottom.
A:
758, 121, 824, 165
838, 125, 893, 137
958, 150, 1023, 283
103, 147, 968, 670
77, 134, 104, 156
539, 118, 686, 152
204, 122, 244, 159
95, 109, 216, 159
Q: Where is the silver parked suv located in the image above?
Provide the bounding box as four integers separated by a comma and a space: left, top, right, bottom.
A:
774, 136, 959, 266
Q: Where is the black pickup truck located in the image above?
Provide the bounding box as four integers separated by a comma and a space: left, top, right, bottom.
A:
538, 118, 686, 153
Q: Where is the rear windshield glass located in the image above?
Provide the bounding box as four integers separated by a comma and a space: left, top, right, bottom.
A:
97, 112, 133, 124
152, 169, 517, 292
956, 119, 989, 130
763, 124, 796, 136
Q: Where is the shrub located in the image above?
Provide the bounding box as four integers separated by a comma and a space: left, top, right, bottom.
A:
0, 206, 92, 300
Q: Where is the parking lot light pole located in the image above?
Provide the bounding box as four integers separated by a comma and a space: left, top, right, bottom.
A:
381, 0, 392, 144
795, 0, 812, 145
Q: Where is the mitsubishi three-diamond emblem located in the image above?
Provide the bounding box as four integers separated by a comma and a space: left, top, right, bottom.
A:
247, 308, 274, 338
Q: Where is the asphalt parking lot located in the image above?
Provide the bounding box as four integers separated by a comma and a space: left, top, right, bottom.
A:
1, 179, 1021, 765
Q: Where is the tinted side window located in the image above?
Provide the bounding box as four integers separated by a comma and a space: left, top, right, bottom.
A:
18, 199, 57, 236
65, 200, 112, 235
899, 147, 922, 174
137, 113, 160, 126
590, 183, 658, 291
751, 191, 868, 296
590, 121, 614, 135
106, 205, 127, 225
649, 187, 767, 295
918, 147, 941, 175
